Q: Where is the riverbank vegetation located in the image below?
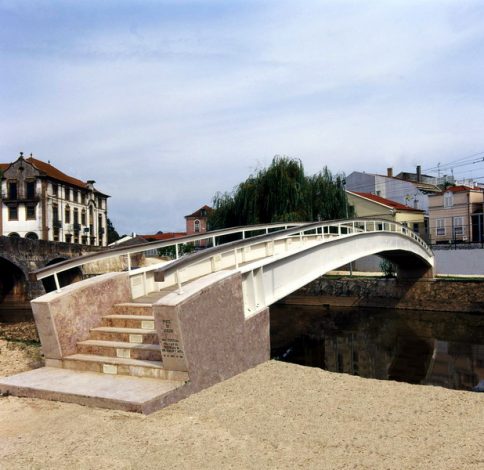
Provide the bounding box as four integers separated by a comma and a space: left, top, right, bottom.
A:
209, 156, 351, 229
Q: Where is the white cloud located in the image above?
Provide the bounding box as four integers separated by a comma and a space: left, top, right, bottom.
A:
2, 1, 484, 233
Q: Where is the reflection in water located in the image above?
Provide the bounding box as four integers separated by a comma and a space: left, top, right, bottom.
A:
270, 304, 484, 391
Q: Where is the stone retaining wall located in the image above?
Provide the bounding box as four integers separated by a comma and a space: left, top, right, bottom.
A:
294, 277, 484, 313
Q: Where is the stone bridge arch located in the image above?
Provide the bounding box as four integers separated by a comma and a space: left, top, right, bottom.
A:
0, 235, 100, 319
0, 256, 29, 304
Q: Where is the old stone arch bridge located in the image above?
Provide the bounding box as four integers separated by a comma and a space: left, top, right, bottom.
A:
0, 236, 99, 318
0, 219, 434, 413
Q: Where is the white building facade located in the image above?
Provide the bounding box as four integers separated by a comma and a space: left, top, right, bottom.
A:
0, 153, 109, 246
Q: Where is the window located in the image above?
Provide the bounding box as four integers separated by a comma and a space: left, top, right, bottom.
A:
453, 216, 464, 236
81, 209, 86, 226
73, 208, 79, 231
8, 205, 18, 220
65, 205, 71, 223
8, 181, 17, 199
444, 191, 453, 208
52, 183, 58, 197
436, 219, 445, 236
52, 204, 59, 224
98, 214, 104, 243
26, 205, 36, 220
413, 223, 419, 234
26, 181, 35, 199
75, 191, 79, 203
194, 219, 200, 233
65, 187, 70, 201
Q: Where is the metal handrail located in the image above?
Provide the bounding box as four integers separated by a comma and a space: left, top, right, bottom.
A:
31, 218, 433, 293
153, 218, 433, 285
30, 222, 306, 289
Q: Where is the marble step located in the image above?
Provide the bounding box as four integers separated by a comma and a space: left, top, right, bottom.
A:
90, 326, 158, 344
0, 367, 187, 414
62, 354, 188, 381
77, 339, 162, 361
112, 303, 153, 316
102, 315, 155, 329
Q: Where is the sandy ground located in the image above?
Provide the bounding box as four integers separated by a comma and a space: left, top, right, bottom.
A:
0, 340, 483, 470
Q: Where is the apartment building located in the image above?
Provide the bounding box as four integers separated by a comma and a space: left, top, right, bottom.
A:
428, 185, 484, 244
0, 153, 109, 246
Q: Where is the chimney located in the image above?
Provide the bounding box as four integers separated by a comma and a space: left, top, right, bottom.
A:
416, 165, 421, 183
387, 167, 393, 177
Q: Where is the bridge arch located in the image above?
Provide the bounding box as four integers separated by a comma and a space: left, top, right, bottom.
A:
0, 256, 29, 305
239, 230, 433, 314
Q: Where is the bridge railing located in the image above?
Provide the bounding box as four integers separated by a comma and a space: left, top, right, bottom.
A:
30, 222, 305, 291
31, 218, 432, 296
149, 218, 432, 296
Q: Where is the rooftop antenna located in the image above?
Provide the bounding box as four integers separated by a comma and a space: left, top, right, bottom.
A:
437, 162, 441, 178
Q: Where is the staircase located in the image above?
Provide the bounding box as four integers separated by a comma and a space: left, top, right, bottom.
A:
58, 303, 188, 381
0, 302, 189, 414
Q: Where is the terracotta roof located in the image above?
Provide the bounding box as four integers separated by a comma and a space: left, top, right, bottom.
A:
25, 157, 89, 190
2, 155, 109, 196
185, 205, 212, 218
441, 185, 483, 193
349, 192, 424, 212
140, 232, 187, 241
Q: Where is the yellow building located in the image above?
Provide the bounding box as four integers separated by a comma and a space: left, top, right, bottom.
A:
346, 191, 426, 239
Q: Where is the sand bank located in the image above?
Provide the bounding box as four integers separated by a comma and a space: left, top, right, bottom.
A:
0, 350, 482, 469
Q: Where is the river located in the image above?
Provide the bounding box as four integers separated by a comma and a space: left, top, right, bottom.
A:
270, 303, 484, 391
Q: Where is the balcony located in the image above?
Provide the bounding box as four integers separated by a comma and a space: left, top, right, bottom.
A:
2, 191, 40, 203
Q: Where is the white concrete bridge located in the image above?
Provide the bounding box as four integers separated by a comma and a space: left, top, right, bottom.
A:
0, 219, 434, 413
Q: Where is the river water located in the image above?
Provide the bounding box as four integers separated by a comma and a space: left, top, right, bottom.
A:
270, 303, 484, 392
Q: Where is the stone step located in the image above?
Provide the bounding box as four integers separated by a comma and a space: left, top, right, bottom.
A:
112, 303, 153, 316
77, 339, 162, 361
62, 354, 188, 381
102, 315, 155, 329
90, 327, 158, 344
0, 367, 187, 414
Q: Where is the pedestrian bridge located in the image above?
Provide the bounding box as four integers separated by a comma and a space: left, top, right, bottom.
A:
0, 219, 434, 413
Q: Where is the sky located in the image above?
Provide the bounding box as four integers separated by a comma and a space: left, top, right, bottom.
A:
2, 0, 484, 235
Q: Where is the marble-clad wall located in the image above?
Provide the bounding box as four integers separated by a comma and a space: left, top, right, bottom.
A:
31, 272, 131, 360
153, 271, 270, 390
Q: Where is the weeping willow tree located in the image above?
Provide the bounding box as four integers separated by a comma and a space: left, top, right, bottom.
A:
209, 156, 352, 229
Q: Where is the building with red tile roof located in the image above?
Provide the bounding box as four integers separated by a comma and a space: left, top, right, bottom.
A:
346, 190, 427, 239
139, 232, 187, 242
185, 205, 212, 247
1, 153, 109, 245
350, 192, 424, 212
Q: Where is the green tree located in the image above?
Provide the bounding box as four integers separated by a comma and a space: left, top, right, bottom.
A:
107, 218, 120, 244
209, 156, 351, 229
